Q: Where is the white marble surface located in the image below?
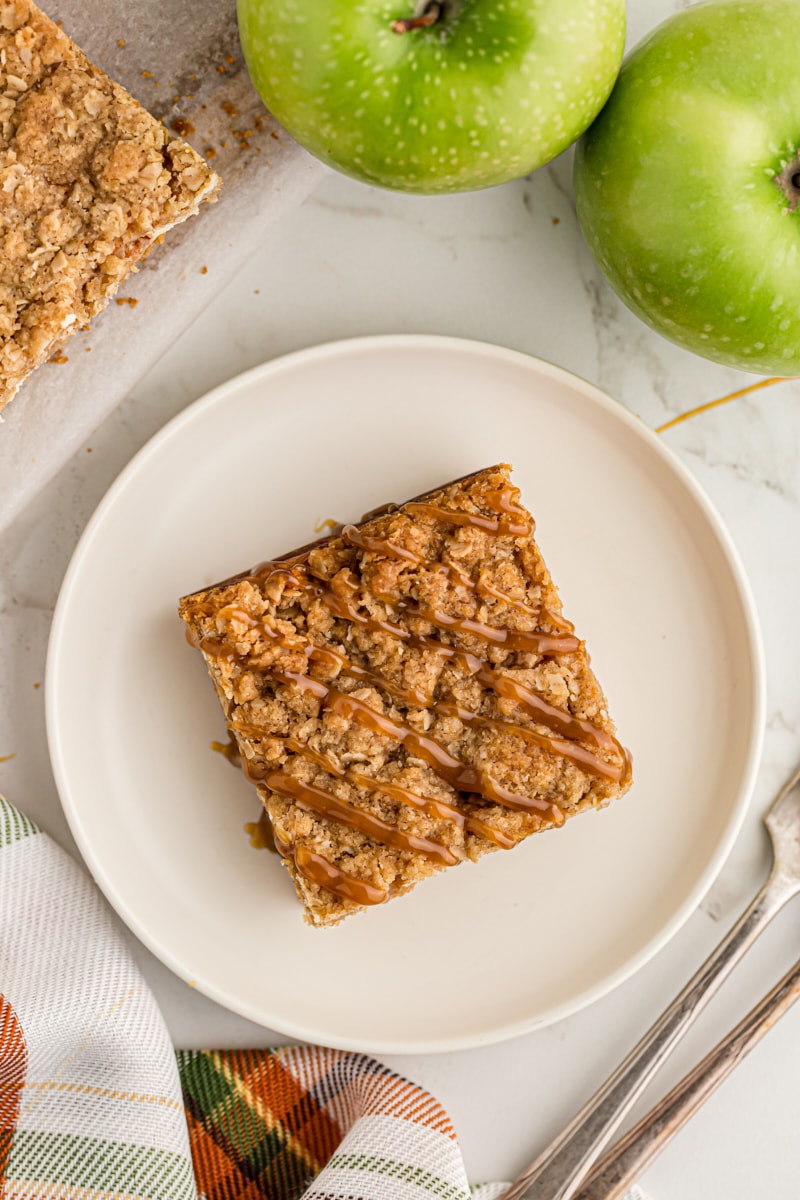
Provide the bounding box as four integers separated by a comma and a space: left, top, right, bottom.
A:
2, 0, 800, 1195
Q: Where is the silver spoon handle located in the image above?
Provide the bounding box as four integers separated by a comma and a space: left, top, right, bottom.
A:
502, 869, 797, 1200
576, 954, 800, 1200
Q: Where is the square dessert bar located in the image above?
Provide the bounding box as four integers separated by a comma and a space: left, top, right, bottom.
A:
0, 0, 220, 411
180, 464, 632, 927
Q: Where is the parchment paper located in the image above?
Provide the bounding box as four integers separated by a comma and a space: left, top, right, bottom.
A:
0, 0, 326, 534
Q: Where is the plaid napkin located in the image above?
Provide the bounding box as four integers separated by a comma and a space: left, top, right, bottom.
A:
0, 795, 649, 1200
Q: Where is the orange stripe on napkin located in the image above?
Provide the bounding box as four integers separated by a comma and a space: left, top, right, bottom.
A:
0, 994, 27, 1188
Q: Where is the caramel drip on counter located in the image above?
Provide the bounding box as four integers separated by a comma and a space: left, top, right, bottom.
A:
274, 831, 388, 907
265, 769, 459, 866
655, 377, 785, 435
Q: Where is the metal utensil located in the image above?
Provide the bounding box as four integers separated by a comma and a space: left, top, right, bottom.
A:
502, 763, 800, 1200
576, 952, 800, 1199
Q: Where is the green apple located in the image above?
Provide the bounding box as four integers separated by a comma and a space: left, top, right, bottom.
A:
238, 0, 625, 194
574, 0, 800, 375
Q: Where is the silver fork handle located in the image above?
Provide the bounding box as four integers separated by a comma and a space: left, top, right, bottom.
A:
576, 954, 800, 1200
502, 867, 799, 1200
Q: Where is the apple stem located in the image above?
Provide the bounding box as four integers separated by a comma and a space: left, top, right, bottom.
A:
392, 1, 442, 34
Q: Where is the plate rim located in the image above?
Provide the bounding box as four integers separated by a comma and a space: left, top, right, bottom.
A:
46, 333, 766, 1053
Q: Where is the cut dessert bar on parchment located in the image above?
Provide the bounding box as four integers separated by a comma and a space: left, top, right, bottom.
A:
179, 464, 632, 927
0, 0, 220, 412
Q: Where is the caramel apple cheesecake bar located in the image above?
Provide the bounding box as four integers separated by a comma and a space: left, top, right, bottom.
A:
0, 0, 220, 412
179, 464, 632, 927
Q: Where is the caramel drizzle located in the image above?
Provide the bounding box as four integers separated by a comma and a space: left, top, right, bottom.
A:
199, 573, 618, 782
232, 726, 518, 851
394, 600, 579, 656
405, 498, 531, 537
271, 670, 567, 821
341, 525, 422, 563
264, 769, 459, 867
435, 703, 619, 784
204, 603, 592, 764
274, 830, 388, 907
348, 770, 521, 847
477, 575, 574, 629
483, 484, 530, 518
238, 625, 617, 785
256, 635, 602, 786
195, 487, 630, 905
301, 577, 580, 662
241, 748, 391, 902
203, 609, 434, 706
211, 602, 614, 761
341, 515, 573, 630
306, 643, 617, 779
240, 733, 464, 852
310, 643, 432, 707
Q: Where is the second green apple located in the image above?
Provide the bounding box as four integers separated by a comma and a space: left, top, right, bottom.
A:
575, 0, 800, 375
237, 0, 625, 194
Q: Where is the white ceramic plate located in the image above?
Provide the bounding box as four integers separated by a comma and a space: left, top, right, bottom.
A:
47, 336, 764, 1053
